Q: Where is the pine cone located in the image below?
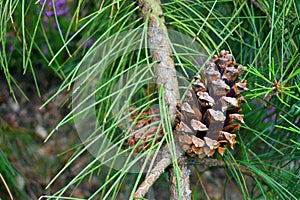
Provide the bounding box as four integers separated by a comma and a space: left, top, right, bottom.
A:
177, 50, 247, 157
125, 106, 163, 153
125, 50, 247, 157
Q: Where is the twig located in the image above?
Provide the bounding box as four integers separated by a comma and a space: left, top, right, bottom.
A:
133, 147, 184, 198
135, 0, 184, 199
169, 156, 191, 200
187, 157, 258, 179
138, 0, 180, 123
134, 156, 171, 198
133, 153, 259, 199
135, 1, 257, 199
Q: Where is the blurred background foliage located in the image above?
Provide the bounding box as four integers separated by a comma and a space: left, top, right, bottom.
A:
0, 0, 299, 199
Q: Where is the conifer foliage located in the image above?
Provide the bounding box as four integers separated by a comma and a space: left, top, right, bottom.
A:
1, 0, 299, 199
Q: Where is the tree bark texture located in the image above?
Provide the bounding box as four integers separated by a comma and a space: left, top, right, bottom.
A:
139, 0, 180, 123
169, 157, 192, 200
136, 0, 189, 199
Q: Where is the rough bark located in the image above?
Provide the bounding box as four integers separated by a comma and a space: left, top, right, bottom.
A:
139, 0, 180, 123
135, 1, 188, 199
134, 154, 173, 198
169, 157, 191, 200
133, 146, 184, 199
133, 152, 259, 199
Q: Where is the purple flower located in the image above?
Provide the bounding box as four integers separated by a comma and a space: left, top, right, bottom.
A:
56, 0, 66, 7
56, 7, 69, 16
86, 38, 94, 48
263, 118, 269, 124
271, 115, 276, 122
251, 98, 258, 104
267, 106, 276, 115
76, 37, 94, 50
294, 117, 299, 125
39, 0, 70, 23
45, 10, 54, 16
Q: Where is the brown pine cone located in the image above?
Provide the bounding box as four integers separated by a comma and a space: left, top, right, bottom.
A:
125, 50, 247, 157
177, 50, 247, 157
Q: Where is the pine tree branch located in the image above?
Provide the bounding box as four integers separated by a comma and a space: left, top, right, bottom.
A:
139, 0, 180, 123
133, 147, 184, 199
169, 156, 191, 200
133, 155, 172, 198
187, 157, 258, 179
133, 150, 259, 199
135, 0, 187, 199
